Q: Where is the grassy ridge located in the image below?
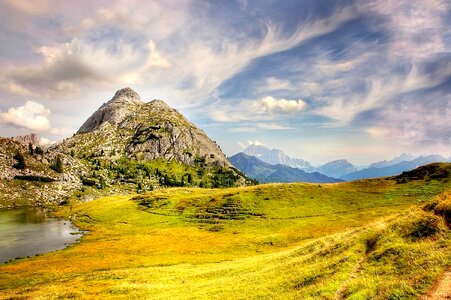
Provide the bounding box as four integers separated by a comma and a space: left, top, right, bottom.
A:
0, 175, 450, 299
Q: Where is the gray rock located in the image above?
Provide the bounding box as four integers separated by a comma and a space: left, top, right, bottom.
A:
77, 87, 142, 134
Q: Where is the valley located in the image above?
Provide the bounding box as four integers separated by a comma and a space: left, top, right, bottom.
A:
0, 163, 450, 299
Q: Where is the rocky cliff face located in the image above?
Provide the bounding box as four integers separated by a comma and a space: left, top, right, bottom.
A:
12, 133, 38, 145
0, 137, 83, 208
77, 88, 143, 134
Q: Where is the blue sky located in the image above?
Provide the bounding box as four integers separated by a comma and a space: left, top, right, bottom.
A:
0, 0, 449, 165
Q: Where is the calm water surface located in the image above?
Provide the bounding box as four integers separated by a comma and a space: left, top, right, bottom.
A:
0, 207, 82, 264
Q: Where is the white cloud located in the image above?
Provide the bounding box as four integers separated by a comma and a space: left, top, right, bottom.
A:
208, 96, 307, 123
229, 122, 293, 133
0, 101, 75, 137
0, 1, 355, 106
0, 101, 51, 131
4, 0, 53, 16
39, 137, 55, 146
237, 142, 246, 149
261, 96, 307, 114
50, 127, 74, 136
230, 127, 256, 133
145, 40, 171, 69
366, 127, 389, 138
0, 18, 174, 98
248, 140, 265, 146
258, 123, 294, 130
264, 77, 292, 91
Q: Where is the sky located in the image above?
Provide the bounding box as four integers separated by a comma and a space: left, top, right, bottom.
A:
0, 0, 449, 165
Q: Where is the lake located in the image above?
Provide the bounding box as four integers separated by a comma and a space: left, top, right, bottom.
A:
0, 207, 82, 264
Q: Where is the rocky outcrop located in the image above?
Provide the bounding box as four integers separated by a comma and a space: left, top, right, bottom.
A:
0, 137, 83, 208
12, 133, 38, 145
77, 87, 142, 134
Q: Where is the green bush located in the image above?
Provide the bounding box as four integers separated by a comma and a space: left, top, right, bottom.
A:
51, 155, 64, 173
13, 152, 26, 169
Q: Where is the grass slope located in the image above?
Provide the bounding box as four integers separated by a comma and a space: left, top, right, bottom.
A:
0, 168, 450, 299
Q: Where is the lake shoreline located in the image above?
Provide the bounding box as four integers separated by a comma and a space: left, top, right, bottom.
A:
0, 206, 83, 264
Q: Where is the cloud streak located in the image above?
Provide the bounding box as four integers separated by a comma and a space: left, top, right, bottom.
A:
0, 0, 449, 162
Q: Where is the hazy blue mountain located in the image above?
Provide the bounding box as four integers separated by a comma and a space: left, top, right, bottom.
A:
243, 145, 314, 171
340, 155, 450, 181
315, 159, 357, 178
229, 152, 342, 183
367, 153, 418, 169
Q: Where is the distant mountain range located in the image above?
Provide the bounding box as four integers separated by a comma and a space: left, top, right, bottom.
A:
367, 153, 417, 169
316, 159, 357, 178
231, 145, 450, 183
243, 145, 314, 171
340, 155, 450, 181
229, 153, 342, 183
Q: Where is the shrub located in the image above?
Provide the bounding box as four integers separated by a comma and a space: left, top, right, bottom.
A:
405, 216, 443, 240
34, 146, 44, 155
81, 177, 98, 186
28, 143, 34, 155
434, 200, 451, 229
50, 155, 64, 173
13, 152, 26, 169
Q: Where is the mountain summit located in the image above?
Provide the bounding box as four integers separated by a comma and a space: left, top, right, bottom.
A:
243, 145, 313, 170
77, 87, 142, 134
70, 88, 231, 168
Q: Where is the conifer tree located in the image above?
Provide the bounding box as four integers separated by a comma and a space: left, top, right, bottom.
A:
13, 152, 26, 169
51, 155, 64, 173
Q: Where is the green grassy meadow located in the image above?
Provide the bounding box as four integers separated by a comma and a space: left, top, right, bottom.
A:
0, 172, 450, 299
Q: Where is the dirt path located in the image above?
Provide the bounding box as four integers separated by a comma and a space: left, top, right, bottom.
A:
423, 269, 451, 300
335, 257, 366, 299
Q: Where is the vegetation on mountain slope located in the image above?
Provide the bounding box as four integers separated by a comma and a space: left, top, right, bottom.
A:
0, 88, 252, 207
0, 163, 450, 299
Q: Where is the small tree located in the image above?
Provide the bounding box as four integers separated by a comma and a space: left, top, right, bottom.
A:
35, 146, 44, 155
28, 143, 34, 155
98, 176, 106, 189
13, 152, 26, 169
137, 181, 143, 193
51, 155, 64, 173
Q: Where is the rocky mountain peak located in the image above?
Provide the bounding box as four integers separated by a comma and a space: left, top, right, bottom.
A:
243, 144, 313, 170
148, 99, 173, 111
71, 88, 236, 170
111, 87, 142, 104
77, 88, 143, 134
12, 133, 38, 145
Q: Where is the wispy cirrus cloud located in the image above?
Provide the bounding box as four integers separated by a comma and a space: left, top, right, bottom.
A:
0, 0, 449, 162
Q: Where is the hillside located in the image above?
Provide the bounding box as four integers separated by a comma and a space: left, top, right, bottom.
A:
0, 138, 83, 208
229, 152, 341, 183
1, 163, 450, 298
0, 88, 250, 207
